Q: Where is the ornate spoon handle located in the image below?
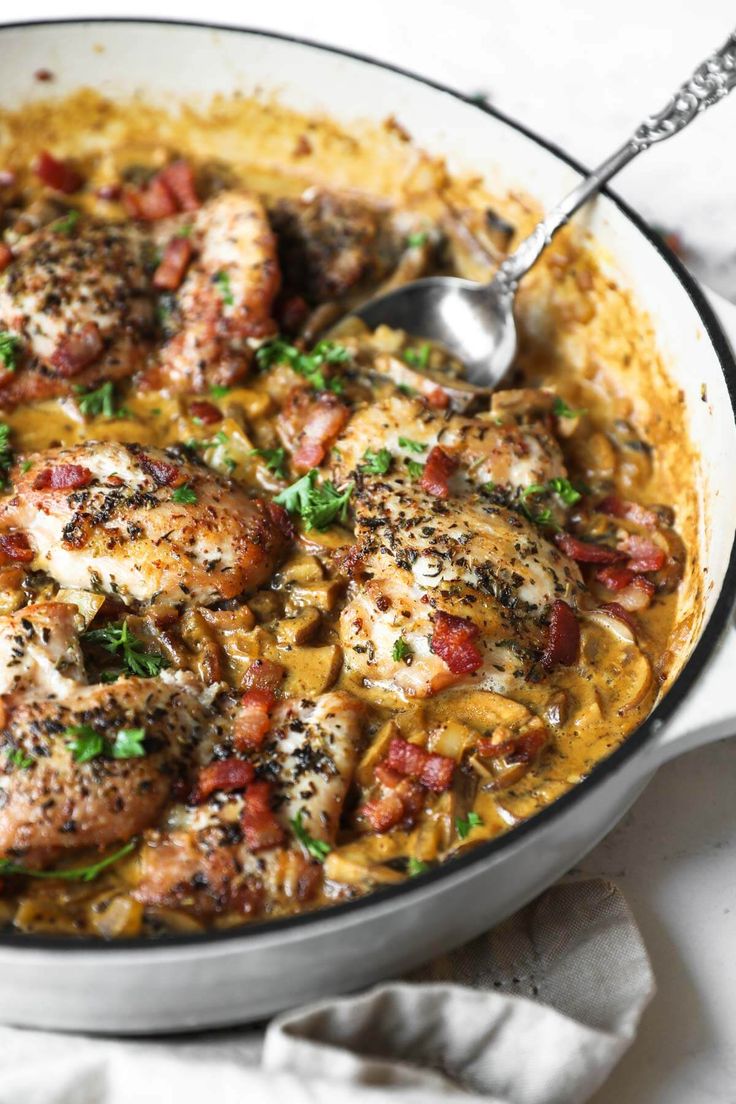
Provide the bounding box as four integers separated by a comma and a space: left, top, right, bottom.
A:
493, 29, 736, 292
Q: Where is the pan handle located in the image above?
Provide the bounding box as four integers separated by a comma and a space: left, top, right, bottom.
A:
646, 613, 736, 765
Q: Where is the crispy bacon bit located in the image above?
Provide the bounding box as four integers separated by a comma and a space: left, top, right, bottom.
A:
0, 243, 13, 272
190, 758, 255, 804
555, 532, 624, 564
241, 658, 286, 693
139, 453, 184, 487
431, 610, 483, 675
292, 395, 350, 473
421, 446, 457, 499
153, 237, 193, 291
420, 754, 456, 793
96, 182, 122, 201
619, 534, 666, 573
598, 495, 660, 529
263, 500, 295, 541
0, 531, 33, 563
360, 790, 404, 832
241, 780, 285, 851
596, 565, 635, 591
383, 738, 454, 792
188, 400, 222, 426
426, 386, 450, 410
599, 601, 637, 631
476, 726, 546, 764
233, 688, 277, 751
542, 599, 580, 669
32, 464, 92, 491
612, 575, 656, 612
50, 322, 104, 378
158, 160, 200, 212
34, 150, 83, 194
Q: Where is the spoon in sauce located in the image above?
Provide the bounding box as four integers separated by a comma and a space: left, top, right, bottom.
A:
354, 30, 736, 390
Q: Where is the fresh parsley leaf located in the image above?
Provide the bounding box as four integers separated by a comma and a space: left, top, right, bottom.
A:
256, 337, 350, 392
83, 620, 169, 679
392, 636, 412, 663
290, 809, 331, 862
75, 380, 119, 419
20, 460, 31, 473
6, 747, 33, 769
0, 421, 13, 489
209, 385, 231, 399
407, 857, 430, 876
455, 811, 483, 840
111, 727, 146, 759
406, 231, 429, 248
0, 331, 21, 372
248, 446, 287, 478
0, 839, 136, 883
397, 383, 417, 397
213, 430, 229, 446
406, 459, 424, 480
404, 344, 431, 370
547, 477, 582, 506
398, 436, 427, 454
175, 222, 193, 238
274, 469, 353, 531
553, 396, 587, 419
171, 483, 197, 504
360, 447, 392, 476
65, 725, 105, 763
53, 208, 80, 235
213, 269, 234, 306
519, 483, 547, 502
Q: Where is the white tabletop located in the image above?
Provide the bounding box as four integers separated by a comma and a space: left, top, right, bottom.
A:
4, 3, 736, 1099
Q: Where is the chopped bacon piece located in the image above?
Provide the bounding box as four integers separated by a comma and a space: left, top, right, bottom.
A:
420, 753, 455, 793
188, 400, 222, 426
420, 445, 457, 498
595, 565, 635, 591
241, 658, 286, 693
32, 464, 92, 491
292, 395, 350, 472
619, 534, 666, 573
476, 726, 546, 763
95, 182, 122, 201
598, 495, 660, 529
233, 688, 277, 751
542, 599, 580, 669
426, 386, 450, 410
34, 150, 83, 194
360, 790, 405, 832
263, 500, 295, 540
0, 531, 33, 563
384, 736, 455, 793
431, 610, 483, 675
242, 780, 285, 851
0, 243, 13, 272
613, 575, 656, 612
139, 454, 185, 487
599, 602, 637, 631
153, 237, 193, 290
555, 532, 624, 564
50, 322, 103, 378
190, 758, 255, 804
158, 160, 200, 212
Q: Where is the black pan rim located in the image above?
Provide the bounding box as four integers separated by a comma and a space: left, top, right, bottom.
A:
0, 14, 734, 954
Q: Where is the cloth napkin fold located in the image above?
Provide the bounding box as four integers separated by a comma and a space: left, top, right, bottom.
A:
0, 878, 654, 1104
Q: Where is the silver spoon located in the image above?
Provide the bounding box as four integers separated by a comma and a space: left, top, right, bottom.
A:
355, 30, 736, 390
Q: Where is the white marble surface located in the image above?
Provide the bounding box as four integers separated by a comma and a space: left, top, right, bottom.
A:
3, 4, 736, 1100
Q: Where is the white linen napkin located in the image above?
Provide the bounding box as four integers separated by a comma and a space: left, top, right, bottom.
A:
0, 878, 653, 1104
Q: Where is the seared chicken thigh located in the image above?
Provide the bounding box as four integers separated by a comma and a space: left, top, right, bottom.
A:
0, 441, 291, 607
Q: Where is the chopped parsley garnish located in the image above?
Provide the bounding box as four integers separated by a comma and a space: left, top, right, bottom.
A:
274, 469, 353, 531
0, 840, 136, 883
398, 436, 427, 454
75, 380, 121, 419
547, 477, 582, 506
20, 460, 31, 473
518, 478, 581, 524
406, 231, 429, 248
256, 337, 350, 393
210, 385, 231, 399
455, 811, 483, 839
392, 636, 412, 663
175, 222, 193, 238
407, 857, 430, 876
360, 447, 392, 476
83, 620, 169, 679
65, 724, 147, 763
404, 344, 431, 370
553, 396, 587, 419
0, 422, 13, 489
290, 809, 331, 863
397, 383, 417, 397
406, 459, 424, 480
171, 483, 197, 504
6, 747, 33, 769
53, 208, 80, 235
0, 331, 21, 372
213, 269, 234, 306
248, 446, 287, 479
